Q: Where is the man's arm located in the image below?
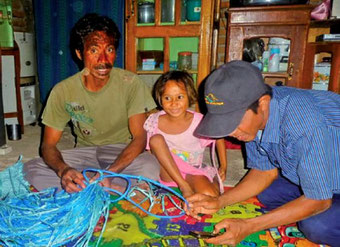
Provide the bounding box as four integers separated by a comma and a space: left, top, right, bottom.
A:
208, 196, 331, 246
41, 126, 86, 192
187, 168, 278, 215
219, 168, 278, 206
107, 113, 147, 172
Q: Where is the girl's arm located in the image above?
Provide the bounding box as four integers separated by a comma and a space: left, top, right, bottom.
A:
216, 138, 227, 182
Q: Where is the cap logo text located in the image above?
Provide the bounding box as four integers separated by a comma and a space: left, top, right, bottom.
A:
205, 93, 224, 105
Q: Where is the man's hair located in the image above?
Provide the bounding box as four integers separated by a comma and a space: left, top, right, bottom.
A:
247, 84, 273, 114
153, 70, 197, 108
70, 13, 121, 65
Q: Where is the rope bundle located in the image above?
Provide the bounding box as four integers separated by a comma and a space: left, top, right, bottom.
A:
0, 158, 111, 247
0, 158, 188, 246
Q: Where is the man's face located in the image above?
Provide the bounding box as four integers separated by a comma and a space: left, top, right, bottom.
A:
228, 109, 264, 142
228, 96, 270, 142
80, 31, 116, 82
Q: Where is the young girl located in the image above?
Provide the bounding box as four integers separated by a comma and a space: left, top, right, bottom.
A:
144, 71, 227, 198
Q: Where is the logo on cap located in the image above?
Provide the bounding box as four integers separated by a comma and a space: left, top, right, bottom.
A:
205, 93, 224, 105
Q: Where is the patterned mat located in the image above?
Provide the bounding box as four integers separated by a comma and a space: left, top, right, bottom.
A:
88, 190, 322, 247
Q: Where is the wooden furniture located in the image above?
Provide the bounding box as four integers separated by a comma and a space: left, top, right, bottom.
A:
1, 41, 24, 134
125, 0, 216, 89
0, 48, 6, 146
225, 5, 313, 88
302, 42, 340, 93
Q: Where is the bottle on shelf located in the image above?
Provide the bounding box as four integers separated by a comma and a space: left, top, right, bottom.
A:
262, 51, 269, 72
251, 57, 263, 71
268, 47, 280, 72
178, 51, 192, 70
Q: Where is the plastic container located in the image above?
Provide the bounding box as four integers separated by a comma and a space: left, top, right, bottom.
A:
251, 59, 263, 71
6, 124, 21, 141
268, 38, 290, 72
268, 48, 280, 72
186, 0, 201, 21
178, 51, 192, 70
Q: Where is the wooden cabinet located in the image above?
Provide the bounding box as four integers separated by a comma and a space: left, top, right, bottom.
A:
302, 42, 340, 94
225, 5, 313, 88
125, 0, 216, 90
1, 42, 24, 133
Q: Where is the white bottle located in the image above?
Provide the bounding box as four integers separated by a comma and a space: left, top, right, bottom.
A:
268, 47, 280, 72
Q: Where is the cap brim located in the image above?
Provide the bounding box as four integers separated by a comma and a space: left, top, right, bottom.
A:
194, 109, 246, 138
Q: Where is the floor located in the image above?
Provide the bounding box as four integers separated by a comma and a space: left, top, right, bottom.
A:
0, 124, 248, 187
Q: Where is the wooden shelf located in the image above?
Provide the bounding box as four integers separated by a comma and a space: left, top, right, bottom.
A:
137, 69, 164, 74
303, 41, 340, 93
225, 5, 313, 88
262, 72, 288, 77
137, 69, 198, 75
310, 19, 340, 28
125, 0, 215, 89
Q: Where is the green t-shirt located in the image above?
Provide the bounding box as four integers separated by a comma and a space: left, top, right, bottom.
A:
42, 68, 156, 146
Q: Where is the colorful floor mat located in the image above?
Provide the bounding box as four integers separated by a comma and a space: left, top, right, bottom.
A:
88, 190, 323, 247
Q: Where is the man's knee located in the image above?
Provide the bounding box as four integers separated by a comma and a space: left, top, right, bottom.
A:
128, 152, 160, 181
298, 211, 340, 246
24, 158, 62, 191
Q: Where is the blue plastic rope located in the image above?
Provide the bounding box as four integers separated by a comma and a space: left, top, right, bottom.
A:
0, 159, 111, 247
0, 160, 189, 247
83, 168, 189, 219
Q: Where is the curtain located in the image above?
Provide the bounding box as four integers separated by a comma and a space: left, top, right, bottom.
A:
33, 0, 124, 103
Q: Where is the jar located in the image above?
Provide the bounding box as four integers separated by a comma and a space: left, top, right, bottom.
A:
161, 0, 175, 23
138, 2, 155, 23
177, 52, 192, 70
186, 0, 201, 21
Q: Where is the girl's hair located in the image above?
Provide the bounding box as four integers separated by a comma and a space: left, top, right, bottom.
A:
152, 70, 197, 108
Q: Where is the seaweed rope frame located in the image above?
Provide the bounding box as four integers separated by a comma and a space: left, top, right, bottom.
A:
83, 168, 189, 219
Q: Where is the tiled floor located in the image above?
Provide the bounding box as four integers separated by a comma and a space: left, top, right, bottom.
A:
0, 124, 248, 186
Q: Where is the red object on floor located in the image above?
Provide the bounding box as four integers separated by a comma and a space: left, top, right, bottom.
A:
225, 139, 242, 150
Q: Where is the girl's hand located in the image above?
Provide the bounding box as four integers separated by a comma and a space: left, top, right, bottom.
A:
219, 168, 226, 182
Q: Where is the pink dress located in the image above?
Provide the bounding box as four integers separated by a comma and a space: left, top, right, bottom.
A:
144, 110, 224, 193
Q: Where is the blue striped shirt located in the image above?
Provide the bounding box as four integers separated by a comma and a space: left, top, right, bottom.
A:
246, 86, 340, 200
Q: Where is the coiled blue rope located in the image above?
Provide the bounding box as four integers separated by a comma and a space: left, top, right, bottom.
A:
0, 158, 189, 247
83, 168, 189, 219
0, 158, 111, 247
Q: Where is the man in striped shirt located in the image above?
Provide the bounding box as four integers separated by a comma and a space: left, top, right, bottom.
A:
187, 60, 340, 246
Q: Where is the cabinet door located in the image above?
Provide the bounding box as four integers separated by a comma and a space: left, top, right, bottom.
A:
225, 5, 312, 88
125, 0, 215, 90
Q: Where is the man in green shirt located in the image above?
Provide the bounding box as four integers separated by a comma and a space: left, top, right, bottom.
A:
24, 13, 159, 193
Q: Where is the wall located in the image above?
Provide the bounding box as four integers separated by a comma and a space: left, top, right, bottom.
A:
12, 0, 34, 32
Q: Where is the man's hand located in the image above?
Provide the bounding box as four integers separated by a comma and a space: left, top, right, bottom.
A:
185, 193, 221, 219
89, 172, 111, 189
60, 167, 86, 193
205, 218, 252, 246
